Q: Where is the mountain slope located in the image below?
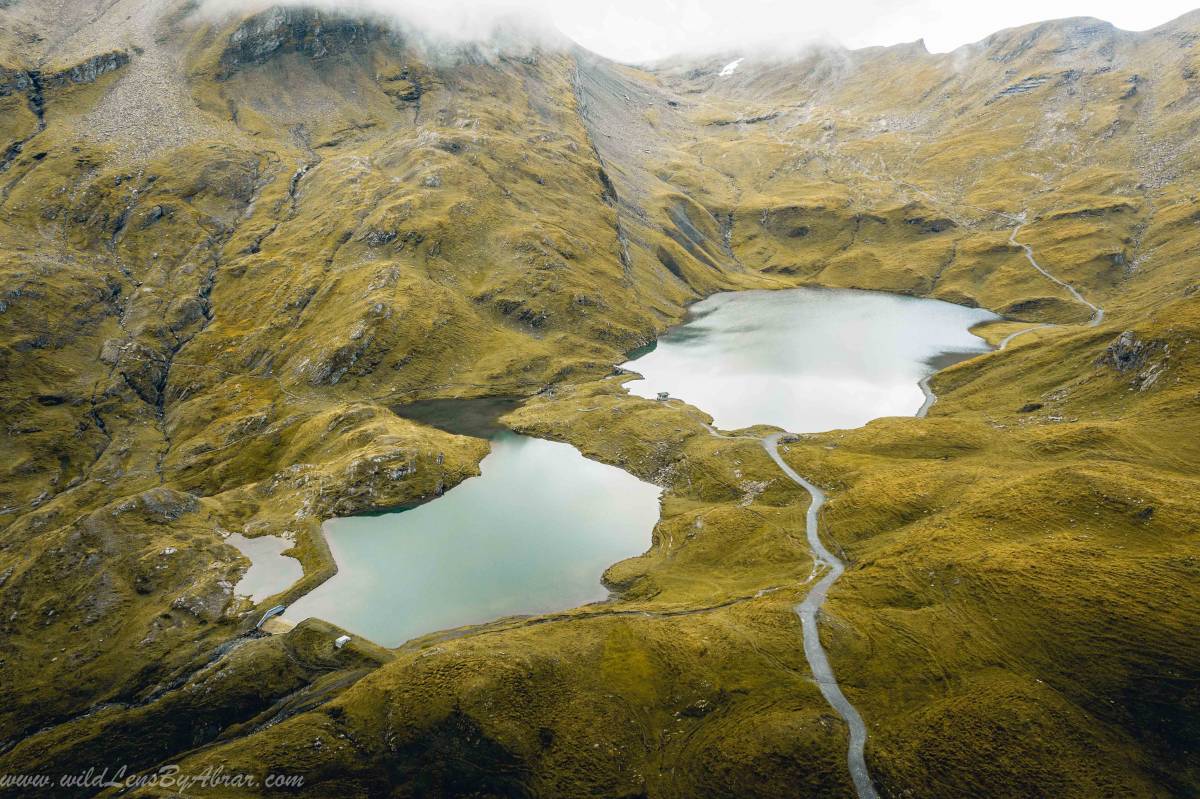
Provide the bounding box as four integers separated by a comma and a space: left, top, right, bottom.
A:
0, 3, 1197, 797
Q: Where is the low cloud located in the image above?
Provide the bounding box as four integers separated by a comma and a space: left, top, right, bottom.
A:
198, 0, 1200, 64
198, 0, 563, 52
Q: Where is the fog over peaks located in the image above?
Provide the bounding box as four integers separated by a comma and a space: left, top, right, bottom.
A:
199, 0, 1200, 64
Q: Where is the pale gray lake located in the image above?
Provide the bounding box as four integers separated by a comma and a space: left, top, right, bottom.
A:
227, 532, 302, 603
287, 430, 662, 646
623, 287, 997, 433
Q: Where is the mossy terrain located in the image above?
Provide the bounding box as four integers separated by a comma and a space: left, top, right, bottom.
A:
0, 2, 1197, 797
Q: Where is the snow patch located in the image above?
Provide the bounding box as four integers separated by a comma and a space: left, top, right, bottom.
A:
718, 58, 743, 77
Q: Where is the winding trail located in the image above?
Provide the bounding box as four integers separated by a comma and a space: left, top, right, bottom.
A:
688, 244, 1094, 795
833, 150, 1105, 346
916, 376, 938, 418
763, 217, 1100, 796
997, 323, 1051, 350
1008, 223, 1104, 327
699, 420, 879, 797
989, 221, 1104, 350
694, 153, 1107, 792
763, 433, 880, 799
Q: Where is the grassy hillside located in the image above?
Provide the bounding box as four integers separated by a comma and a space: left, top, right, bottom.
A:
0, 2, 1197, 797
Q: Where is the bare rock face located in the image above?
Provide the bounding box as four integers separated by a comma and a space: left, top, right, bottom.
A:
218, 6, 386, 79
1096, 330, 1170, 391
44, 50, 129, 88
1, 51, 129, 96
904, 213, 957, 234
1097, 330, 1147, 372
116, 341, 170, 407
327, 451, 421, 516
0, 66, 33, 95
307, 336, 372, 386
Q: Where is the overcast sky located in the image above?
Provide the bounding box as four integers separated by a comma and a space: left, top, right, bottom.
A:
549, 0, 1198, 61
212, 1, 1199, 62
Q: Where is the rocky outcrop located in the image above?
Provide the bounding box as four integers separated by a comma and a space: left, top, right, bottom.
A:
1097, 330, 1148, 372
1, 50, 127, 172
3, 51, 129, 96
708, 111, 780, 126
43, 50, 129, 88
1096, 330, 1169, 390
904, 213, 957, 234
218, 7, 387, 79
0, 65, 33, 96
989, 74, 1052, 102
